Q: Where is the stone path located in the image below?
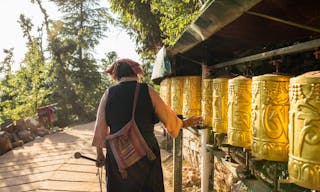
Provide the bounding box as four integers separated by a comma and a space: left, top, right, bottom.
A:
0, 122, 170, 192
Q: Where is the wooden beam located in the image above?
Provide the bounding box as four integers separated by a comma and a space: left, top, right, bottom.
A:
246, 11, 320, 33
167, 0, 263, 56
209, 38, 320, 70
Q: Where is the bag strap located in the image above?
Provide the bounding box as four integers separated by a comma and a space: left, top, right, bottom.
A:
131, 83, 140, 120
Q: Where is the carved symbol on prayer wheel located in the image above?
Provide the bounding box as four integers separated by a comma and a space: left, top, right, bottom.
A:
160, 78, 171, 107
171, 76, 184, 115
288, 71, 320, 190
251, 74, 290, 161
182, 76, 201, 117
212, 78, 229, 133
227, 76, 252, 148
201, 79, 213, 127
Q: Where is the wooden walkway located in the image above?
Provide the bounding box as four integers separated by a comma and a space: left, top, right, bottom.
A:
0, 122, 106, 192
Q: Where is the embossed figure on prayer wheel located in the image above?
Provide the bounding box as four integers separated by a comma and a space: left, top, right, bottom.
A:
212, 78, 229, 133
288, 71, 320, 190
227, 76, 252, 148
160, 78, 171, 107
182, 76, 201, 117
201, 79, 213, 127
251, 74, 290, 161
171, 76, 184, 115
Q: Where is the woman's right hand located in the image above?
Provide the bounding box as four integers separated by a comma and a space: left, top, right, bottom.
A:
182, 116, 202, 128
96, 148, 105, 167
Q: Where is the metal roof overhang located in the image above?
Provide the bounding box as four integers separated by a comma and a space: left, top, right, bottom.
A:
152, 0, 320, 83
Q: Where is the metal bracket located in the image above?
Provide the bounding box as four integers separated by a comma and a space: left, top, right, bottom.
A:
314, 49, 320, 60
269, 58, 282, 73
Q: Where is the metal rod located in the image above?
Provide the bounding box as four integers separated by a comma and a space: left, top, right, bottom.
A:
209, 38, 320, 69
246, 11, 320, 33
245, 149, 249, 170
274, 162, 279, 192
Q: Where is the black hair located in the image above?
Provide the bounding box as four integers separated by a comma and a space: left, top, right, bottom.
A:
116, 62, 135, 80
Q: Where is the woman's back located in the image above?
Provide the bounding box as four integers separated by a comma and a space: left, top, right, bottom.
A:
105, 81, 158, 135
104, 80, 164, 192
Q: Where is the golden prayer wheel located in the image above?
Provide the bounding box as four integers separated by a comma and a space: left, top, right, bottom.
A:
251, 74, 290, 161
170, 76, 185, 115
212, 78, 229, 133
201, 79, 213, 127
182, 76, 201, 117
159, 78, 171, 107
227, 76, 252, 148
288, 71, 320, 190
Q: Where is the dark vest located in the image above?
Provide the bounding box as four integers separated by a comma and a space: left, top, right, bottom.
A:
105, 81, 158, 138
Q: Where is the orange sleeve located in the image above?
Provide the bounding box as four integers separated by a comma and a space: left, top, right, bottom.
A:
148, 86, 183, 138
92, 90, 110, 148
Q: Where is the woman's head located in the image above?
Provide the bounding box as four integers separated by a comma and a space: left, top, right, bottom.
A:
117, 62, 136, 80
106, 58, 144, 81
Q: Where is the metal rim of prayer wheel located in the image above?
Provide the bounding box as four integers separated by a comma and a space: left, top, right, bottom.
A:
212, 78, 229, 133
182, 76, 201, 118
201, 79, 213, 127
227, 76, 252, 148
160, 78, 171, 107
170, 76, 185, 115
288, 71, 320, 190
251, 74, 290, 161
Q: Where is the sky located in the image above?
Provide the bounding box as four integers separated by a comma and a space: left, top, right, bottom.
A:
0, 0, 141, 71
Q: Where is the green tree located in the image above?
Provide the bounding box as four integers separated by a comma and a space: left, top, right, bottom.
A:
51, 0, 110, 122
0, 48, 16, 123
108, 0, 203, 57
108, 0, 163, 57
0, 14, 52, 123
152, 0, 202, 46
14, 40, 51, 119
33, 0, 110, 125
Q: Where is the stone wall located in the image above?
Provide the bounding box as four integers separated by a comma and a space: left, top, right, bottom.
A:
183, 129, 201, 171
213, 156, 238, 192
0, 118, 51, 156
182, 129, 250, 192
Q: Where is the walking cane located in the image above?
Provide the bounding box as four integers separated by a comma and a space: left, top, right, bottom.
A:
74, 152, 103, 192
74, 152, 97, 162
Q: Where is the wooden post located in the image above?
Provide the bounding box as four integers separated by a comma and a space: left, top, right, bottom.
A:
202, 63, 209, 79
173, 127, 183, 192
200, 129, 213, 192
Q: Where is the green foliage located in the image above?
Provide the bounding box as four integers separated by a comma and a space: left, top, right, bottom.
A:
0, 48, 16, 123
0, 0, 112, 126
15, 41, 52, 117
108, 0, 203, 57
108, 0, 163, 56
152, 0, 202, 46
52, 0, 109, 49
0, 38, 51, 124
